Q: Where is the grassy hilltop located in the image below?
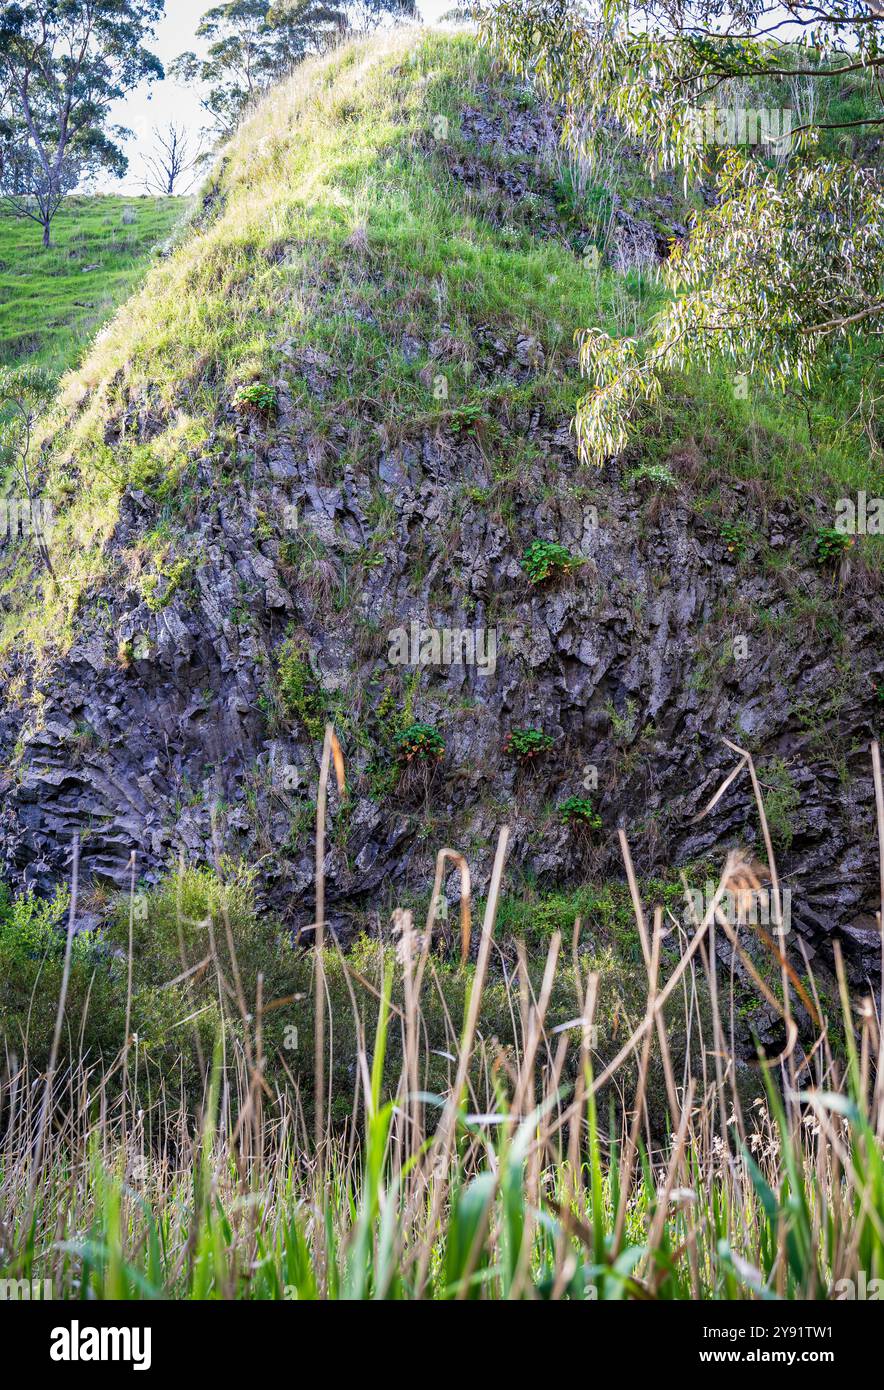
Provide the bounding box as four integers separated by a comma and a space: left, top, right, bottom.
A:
1, 33, 880, 662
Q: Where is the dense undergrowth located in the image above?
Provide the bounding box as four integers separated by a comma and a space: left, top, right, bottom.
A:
1, 730, 879, 1300
0, 856, 715, 1128
1, 808, 881, 1300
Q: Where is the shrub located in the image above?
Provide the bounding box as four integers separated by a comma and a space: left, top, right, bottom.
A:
521, 539, 578, 585
624, 462, 677, 489
0, 882, 127, 1071
395, 723, 445, 762
277, 636, 327, 740
504, 727, 554, 761
450, 402, 483, 437
813, 526, 855, 566
720, 520, 749, 557
233, 382, 278, 418
364, 686, 407, 799
758, 758, 801, 850
139, 556, 193, 612
606, 696, 639, 747
558, 796, 602, 831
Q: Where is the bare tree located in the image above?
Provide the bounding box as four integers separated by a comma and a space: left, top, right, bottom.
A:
142, 122, 204, 196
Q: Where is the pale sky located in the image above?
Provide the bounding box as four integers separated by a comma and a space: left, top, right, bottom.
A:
106, 0, 451, 193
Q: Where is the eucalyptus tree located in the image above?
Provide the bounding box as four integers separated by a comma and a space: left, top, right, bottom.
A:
0, 1, 166, 247
173, 0, 419, 136
171, 1, 349, 136
481, 0, 884, 462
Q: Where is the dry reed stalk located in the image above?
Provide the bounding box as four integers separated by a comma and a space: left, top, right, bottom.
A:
722, 739, 797, 1108
123, 851, 136, 1117
714, 901, 801, 1034
27, 832, 80, 1216
314, 724, 346, 1158
571, 913, 582, 984
329, 935, 373, 1125
695, 741, 796, 1047
619, 828, 680, 1127
554, 867, 731, 1144
396, 911, 422, 1153
522, 932, 562, 1229
513, 930, 561, 1118
871, 739, 884, 1137
612, 908, 662, 1255
517, 938, 530, 1094
806, 1086, 884, 1258
704, 884, 736, 1159
644, 1076, 695, 1263
208, 810, 265, 1185
414, 825, 510, 1295
420, 847, 472, 972
174, 850, 207, 1078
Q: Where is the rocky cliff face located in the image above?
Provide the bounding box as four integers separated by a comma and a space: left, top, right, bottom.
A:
0, 34, 880, 987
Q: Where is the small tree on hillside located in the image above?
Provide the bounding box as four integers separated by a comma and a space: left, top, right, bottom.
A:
0, 1, 166, 247
337, 0, 418, 32
0, 137, 82, 241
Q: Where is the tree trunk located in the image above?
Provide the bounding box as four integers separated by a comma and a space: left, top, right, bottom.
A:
42, 219, 51, 248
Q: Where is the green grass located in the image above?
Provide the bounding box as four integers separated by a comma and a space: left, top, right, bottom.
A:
0, 194, 187, 380
0, 686, 867, 1304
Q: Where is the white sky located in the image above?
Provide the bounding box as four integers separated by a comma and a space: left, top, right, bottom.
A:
106, 1, 450, 193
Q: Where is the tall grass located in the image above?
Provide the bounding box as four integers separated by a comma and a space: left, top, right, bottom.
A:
1, 733, 882, 1300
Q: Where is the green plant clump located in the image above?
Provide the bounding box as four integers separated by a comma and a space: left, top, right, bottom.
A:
139, 556, 193, 612
0, 881, 128, 1067
504, 727, 555, 761
277, 637, 327, 740
522, 539, 579, 585
624, 462, 677, 489
233, 381, 278, 417
395, 723, 445, 763
558, 796, 602, 830
720, 519, 750, 557
813, 526, 855, 566
450, 401, 483, 437
759, 758, 801, 851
